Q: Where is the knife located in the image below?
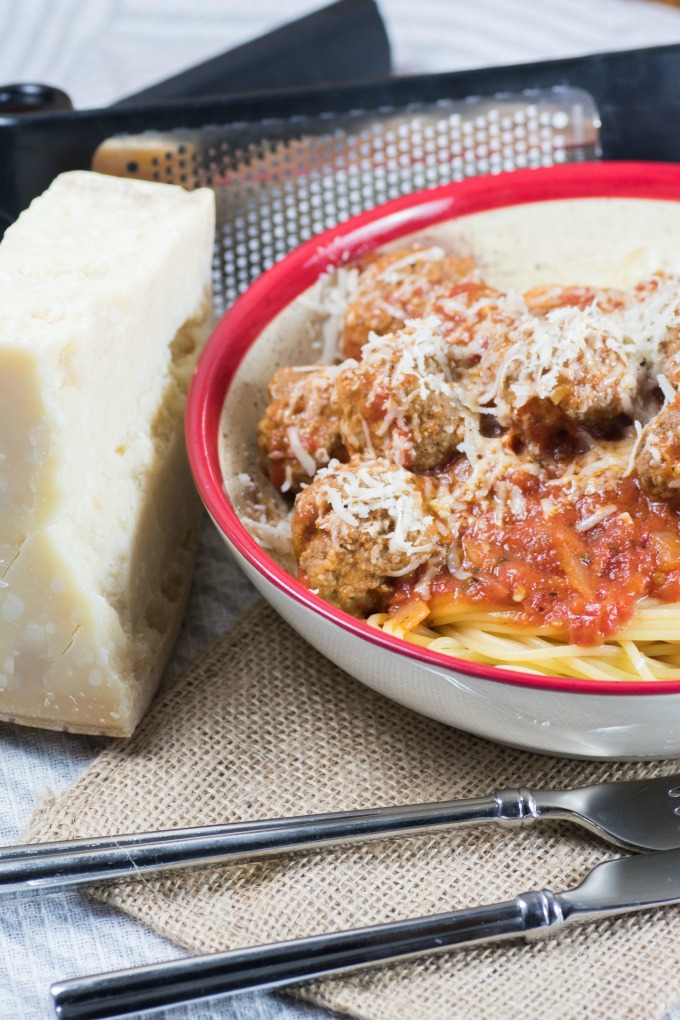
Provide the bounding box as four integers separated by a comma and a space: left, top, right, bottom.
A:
51, 847, 680, 1020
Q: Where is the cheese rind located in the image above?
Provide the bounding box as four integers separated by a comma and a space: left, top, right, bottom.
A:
0, 171, 215, 736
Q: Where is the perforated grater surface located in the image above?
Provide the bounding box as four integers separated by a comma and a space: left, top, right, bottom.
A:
91, 86, 600, 314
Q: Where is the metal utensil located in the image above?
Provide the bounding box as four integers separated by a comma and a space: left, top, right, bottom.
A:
50, 845, 680, 1020
5, 773, 680, 899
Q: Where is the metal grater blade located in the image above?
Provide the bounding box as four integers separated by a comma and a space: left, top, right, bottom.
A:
92, 87, 600, 315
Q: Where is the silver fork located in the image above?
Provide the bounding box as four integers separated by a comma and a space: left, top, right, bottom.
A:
3, 772, 680, 898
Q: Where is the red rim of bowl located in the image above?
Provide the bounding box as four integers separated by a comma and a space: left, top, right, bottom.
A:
187, 161, 680, 697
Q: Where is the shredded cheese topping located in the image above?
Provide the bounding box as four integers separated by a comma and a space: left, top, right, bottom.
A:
313, 458, 436, 568
575, 504, 618, 533
479, 274, 680, 422
379, 246, 447, 284
286, 426, 316, 478
658, 371, 677, 405
299, 266, 360, 363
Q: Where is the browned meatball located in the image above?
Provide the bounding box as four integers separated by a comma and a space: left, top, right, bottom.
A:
635, 393, 680, 504
257, 365, 345, 493
479, 305, 644, 430
335, 320, 465, 472
291, 456, 439, 616
609, 273, 680, 394
341, 245, 479, 361
660, 326, 680, 390
658, 286, 680, 390
429, 282, 526, 363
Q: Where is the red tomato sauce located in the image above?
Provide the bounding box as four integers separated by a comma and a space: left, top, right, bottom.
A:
394, 475, 680, 646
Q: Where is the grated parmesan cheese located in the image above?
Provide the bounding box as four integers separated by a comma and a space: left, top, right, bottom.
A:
376, 297, 407, 320
379, 246, 447, 284
575, 504, 618, 533
298, 266, 360, 363
232, 474, 295, 561
242, 515, 294, 558
361, 317, 456, 401
478, 273, 680, 423
625, 420, 644, 477
657, 372, 677, 405
286, 426, 317, 478
314, 458, 436, 564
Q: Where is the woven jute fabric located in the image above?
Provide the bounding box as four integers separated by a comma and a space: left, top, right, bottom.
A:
24, 600, 680, 1020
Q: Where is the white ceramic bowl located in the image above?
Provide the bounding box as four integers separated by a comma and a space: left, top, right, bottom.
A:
187, 162, 680, 760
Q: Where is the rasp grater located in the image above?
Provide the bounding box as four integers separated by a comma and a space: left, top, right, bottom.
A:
91, 87, 601, 314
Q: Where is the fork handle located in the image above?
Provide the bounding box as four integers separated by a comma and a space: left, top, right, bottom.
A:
1, 789, 537, 897
51, 888, 565, 1020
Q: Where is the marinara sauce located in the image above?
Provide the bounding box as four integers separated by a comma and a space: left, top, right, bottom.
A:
394, 474, 680, 646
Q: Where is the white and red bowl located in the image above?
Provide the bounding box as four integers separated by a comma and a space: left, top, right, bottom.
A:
187, 161, 680, 760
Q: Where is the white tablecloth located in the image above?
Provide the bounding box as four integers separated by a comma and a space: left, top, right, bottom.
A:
3, 1, 680, 1017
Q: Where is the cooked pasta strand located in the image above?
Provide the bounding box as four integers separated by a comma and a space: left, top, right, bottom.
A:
370, 603, 680, 681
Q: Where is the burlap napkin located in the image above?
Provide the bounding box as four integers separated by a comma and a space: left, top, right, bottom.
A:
24, 600, 680, 1020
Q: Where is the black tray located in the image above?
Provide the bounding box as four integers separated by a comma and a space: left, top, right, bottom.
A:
2, 31, 680, 230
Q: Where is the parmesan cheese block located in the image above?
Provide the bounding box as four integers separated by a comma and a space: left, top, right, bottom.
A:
0, 170, 215, 736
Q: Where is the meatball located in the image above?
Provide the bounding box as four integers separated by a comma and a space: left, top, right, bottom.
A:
657, 281, 680, 389
335, 320, 465, 472
660, 326, 680, 390
480, 304, 644, 430
429, 282, 526, 365
620, 272, 680, 390
341, 245, 479, 361
635, 393, 680, 504
292, 456, 439, 616
257, 365, 345, 493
